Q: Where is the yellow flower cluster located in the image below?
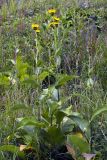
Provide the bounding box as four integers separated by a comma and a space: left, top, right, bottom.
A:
31, 9, 60, 32
48, 9, 60, 28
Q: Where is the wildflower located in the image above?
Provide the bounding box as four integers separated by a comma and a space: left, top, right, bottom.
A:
32, 23, 39, 30
35, 29, 40, 33
20, 145, 33, 151
53, 16, 60, 22
48, 9, 56, 15
48, 21, 59, 28
32, 23, 40, 33
20, 145, 27, 151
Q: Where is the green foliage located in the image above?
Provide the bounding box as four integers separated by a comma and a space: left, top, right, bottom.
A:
67, 135, 90, 153
90, 105, 107, 122
16, 56, 29, 81
45, 126, 65, 145
0, 73, 10, 86
0, 145, 24, 158
9, 0, 17, 15
1, 3, 8, 21
55, 74, 78, 88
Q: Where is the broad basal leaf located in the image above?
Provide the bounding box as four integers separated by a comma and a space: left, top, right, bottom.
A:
0, 145, 25, 158
67, 135, 90, 153
68, 115, 89, 133
17, 117, 46, 129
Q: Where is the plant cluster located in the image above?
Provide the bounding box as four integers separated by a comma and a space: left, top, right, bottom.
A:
0, 0, 107, 160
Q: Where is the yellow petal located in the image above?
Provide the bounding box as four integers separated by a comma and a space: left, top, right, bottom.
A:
20, 145, 27, 151
48, 21, 59, 27
32, 23, 39, 29
35, 29, 40, 33
48, 9, 56, 14
53, 16, 60, 21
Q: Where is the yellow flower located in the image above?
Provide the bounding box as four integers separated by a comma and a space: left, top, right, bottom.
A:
35, 29, 40, 33
48, 9, 56, 15
48, 21, 59, 28
75, 132, 83, 139
32, 23, 39, 30
53, 16, 60, 22
20, 145, 27, 151
20, 145, 33, 151
31, 23, 40, 33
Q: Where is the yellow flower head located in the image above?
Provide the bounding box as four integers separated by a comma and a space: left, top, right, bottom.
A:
48, 21, 59, 28
32, 23, 39, 30
48, 9, 56, 15
53, 16, 60, 22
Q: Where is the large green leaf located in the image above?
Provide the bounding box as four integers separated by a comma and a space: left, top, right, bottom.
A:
90, 105, 107, 123
69, 115, 89, 133
17, 117, 46, 129
46, 126, 65, 145
55, 106, 73, 126
56, 110, 66, 125
62, 118, 74, 134
61, 106, 72, 115
67, 135, 90, 153
55, 74, 77, 88
68, 114, 90, 139
0, 145, 25, 158
16, 56, 29, 81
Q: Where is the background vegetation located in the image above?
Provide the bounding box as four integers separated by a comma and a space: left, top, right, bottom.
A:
0, 0, 107, 160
